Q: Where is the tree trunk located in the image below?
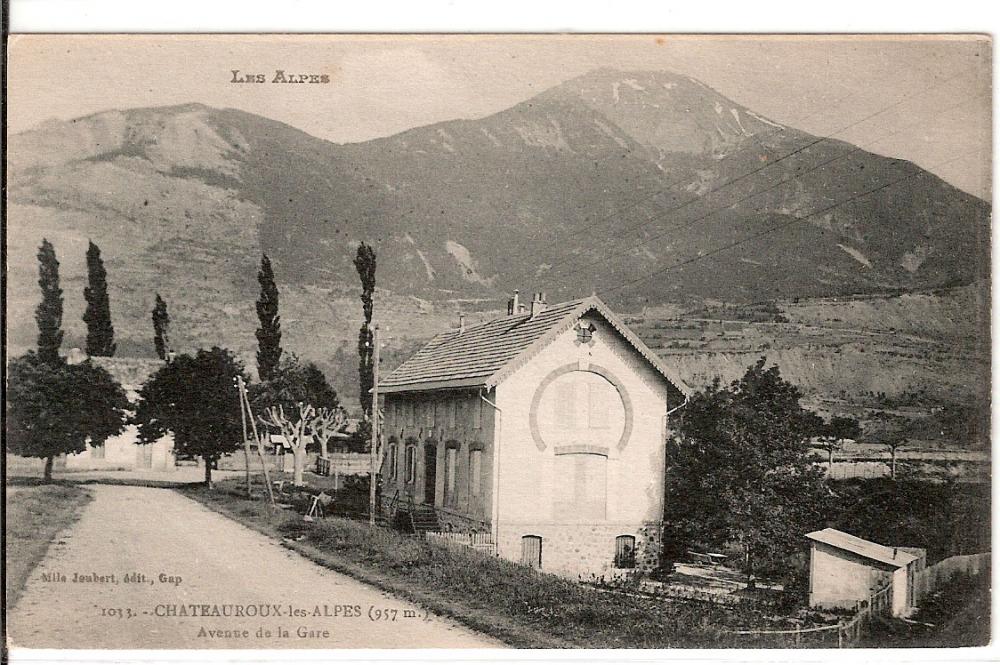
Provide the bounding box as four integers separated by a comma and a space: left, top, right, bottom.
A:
204, 458, 213, 488
293, 446, 306, 486
44, 455, 54, 481
319, 437, 328, 459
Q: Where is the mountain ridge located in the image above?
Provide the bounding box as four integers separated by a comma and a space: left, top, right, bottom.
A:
7, 68, 990, 373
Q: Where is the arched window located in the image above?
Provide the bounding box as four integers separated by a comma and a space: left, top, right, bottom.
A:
387, 438, 398, 479
521, 535, 543, 569
404, 439, 417, 483
614, 535, 637, 569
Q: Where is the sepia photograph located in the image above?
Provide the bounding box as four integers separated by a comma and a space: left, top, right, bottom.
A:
3, 32, 992, 653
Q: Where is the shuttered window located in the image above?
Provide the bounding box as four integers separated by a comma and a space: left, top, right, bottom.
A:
405, 445, 416, 483
388, 444, 398, 479
614, 535, 637, 569
588, 382, 609, 429
470, 450, 482, 496
553, 453, 607, 520
445, 447, 458, 504
554, 383, 576, 428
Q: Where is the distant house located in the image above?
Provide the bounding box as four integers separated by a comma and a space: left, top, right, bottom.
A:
379, 292, 691, 579
63, 351, 175, 472
806, 528, 926, 617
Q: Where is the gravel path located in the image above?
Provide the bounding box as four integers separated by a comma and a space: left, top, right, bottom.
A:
7, 485, 502, 649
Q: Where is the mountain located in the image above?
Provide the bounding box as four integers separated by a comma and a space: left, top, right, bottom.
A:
7, 69, 990, 379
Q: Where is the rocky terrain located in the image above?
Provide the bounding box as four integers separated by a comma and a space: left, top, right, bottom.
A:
6, 69, 990, 429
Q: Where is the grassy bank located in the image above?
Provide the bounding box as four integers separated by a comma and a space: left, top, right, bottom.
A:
179, 479, 797, 648
5, 481, 93, 608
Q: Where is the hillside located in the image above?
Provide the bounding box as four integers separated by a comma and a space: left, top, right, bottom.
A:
6, 69, 990, 415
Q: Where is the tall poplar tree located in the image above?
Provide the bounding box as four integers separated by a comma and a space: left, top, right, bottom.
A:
83, 240, 116, 357
255, 254, 282, 382
35, 238, 64, 365
152, 293, 171, 360
354, 242, 377, 420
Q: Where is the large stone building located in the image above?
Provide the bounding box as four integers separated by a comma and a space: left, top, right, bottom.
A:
379, 292, 690, 579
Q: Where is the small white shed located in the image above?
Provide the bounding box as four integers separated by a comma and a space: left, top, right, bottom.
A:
806, 528, 923, 617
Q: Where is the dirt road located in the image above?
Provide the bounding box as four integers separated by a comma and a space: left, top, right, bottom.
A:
7, 485, 502, 649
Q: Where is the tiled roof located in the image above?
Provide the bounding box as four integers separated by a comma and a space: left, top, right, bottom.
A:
806, 528, 918, 567
380, 296, 691, 396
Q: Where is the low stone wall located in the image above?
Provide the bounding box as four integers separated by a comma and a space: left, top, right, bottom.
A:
497, 521, 662, 580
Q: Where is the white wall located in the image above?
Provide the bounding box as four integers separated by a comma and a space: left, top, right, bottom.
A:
492, 313, 673, 576
65, 425, 174, 471
809, 542, 894, 610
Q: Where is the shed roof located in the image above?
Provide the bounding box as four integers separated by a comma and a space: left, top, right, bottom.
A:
806, 528, 918, 567
380, 295, 691, 397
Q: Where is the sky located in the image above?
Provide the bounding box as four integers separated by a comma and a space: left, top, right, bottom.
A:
7, 34, 992, 198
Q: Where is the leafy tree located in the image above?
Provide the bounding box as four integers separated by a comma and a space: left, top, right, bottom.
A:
811, 414, 862, 467
134, 347, 248, 487
663, 358, 831, 584
255, 254, 282, 382
152, 293, 171, 360
869, 429, 907, 479
353, 242, 377, 420
35, 239, 64, 365
83, 241, 116, 357
252, 354, 342, 485
6, 353, 129, 480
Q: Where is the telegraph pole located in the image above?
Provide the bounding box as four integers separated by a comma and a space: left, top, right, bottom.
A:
238, 375, 276, 508
237, 375, 252, 498
369, 324, 381, 525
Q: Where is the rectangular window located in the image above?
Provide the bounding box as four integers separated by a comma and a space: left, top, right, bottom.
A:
470, 450, 482, 496
388, 445, 398, 479
555, 383, 576, 428
445, 447, 458, 503
553, 453, 607, 521
588, 383, 609, 429
405, 446, 416, 483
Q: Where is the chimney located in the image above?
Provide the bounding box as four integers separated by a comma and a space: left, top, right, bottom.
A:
458, 312, 465, 333
530, 292, 547, 318
507, 289, 520, 316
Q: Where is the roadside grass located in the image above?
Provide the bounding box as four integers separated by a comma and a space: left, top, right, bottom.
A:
179, 479, 794, 648
5, 482, 93, 608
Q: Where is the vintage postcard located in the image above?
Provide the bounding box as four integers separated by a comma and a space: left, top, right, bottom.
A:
4, 34, 992, 655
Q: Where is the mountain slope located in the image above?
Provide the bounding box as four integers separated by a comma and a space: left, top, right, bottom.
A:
6, 69, 990, 372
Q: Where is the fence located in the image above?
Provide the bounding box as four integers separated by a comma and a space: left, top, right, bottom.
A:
914, 552, 990, 605
425, 531, 497, 556
315, 453, 371, 477
721, 581, 892, 648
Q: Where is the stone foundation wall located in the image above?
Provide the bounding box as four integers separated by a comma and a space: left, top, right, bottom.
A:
497, 522, 662, 580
